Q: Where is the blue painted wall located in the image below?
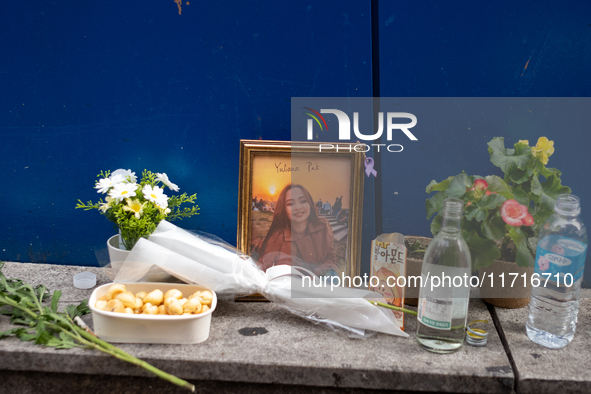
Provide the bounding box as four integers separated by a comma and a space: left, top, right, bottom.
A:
1, 1, 589, 284
377, 1, 591, 286
1, 1, 372, 264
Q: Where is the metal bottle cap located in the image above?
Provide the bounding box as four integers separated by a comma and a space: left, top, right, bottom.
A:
466, 320, 489, 346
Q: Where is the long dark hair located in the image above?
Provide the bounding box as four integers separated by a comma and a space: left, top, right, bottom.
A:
258, 184, 319, 256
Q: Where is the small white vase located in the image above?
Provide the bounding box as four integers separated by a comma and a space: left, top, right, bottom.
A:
107, 234, 131, 264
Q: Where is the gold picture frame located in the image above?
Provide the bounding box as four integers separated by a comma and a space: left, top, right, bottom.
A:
237, 140, 365, 289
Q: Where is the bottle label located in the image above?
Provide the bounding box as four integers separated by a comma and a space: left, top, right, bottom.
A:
535, 235, 587, 282
418, 297, 452, 330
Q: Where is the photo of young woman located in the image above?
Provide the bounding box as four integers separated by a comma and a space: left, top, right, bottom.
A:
254, 184, 338, 276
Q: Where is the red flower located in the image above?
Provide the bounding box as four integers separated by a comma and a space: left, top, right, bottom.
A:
500, 199, 533, 226
474, 179, 488, 191
522, 213, 534, 226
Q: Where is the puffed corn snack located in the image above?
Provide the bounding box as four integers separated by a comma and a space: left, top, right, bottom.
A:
96, 284, 211, 316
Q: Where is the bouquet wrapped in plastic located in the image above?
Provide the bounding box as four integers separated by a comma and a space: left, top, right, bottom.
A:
113, 221, 407, 338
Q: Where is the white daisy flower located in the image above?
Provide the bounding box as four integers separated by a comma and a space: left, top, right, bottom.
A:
155, 195, 169, 210
122, 198, 146, 219
109, 182, 138, 201
156, 173, 179, 192
111, 169, 137, 183
142, 184, 167, 203
94, 174, 124, 194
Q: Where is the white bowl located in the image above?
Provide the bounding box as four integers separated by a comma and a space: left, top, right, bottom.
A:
89, 282, 217, 344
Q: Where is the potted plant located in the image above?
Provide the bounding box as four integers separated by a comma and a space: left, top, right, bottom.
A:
419, 137, 570, 308
76, 169, 199, 262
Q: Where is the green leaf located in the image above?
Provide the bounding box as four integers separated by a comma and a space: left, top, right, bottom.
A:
465, 205, 488, 222
506, 226, 535, 267
516, 240, 535, 267
481, 215, 507, 240
0, 327, 27, 339
484, 175, 513, 200
426, 192, 445, 220
50, 290, 61, 313
426, 176, 454, 194
444, 172, 471, 199
538, 174, 572, 211
68, 300, 90, 319
55, 332, 76, 349
430, 214, 443, 236
536, 160, 561, 178
508, 227, 525, 246
467, 236, 501, 270
18, 332, 36, 342
512, 187, 530, 206
531, 207, 553, 236
488, 137, 534, 183
479, 193, 507, 210
464, 194, 506, 223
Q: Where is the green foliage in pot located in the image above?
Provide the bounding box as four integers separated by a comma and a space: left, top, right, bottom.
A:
425, 137, 570, 270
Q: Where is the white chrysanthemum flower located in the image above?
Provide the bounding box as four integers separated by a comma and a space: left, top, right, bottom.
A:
95, 174, 124, 194
109, 182, 138, 201
122, 198, 146, 219
155, 195, 169, 210
156, 173, 179, 192
142, 185, 167, 203
99, 196, 114, 213
111, 169, 137, 183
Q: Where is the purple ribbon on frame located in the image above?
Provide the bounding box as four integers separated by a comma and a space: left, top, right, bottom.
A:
364, 157, 377, 178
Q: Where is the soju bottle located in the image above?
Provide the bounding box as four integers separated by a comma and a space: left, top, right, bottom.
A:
416, 198, 472, 353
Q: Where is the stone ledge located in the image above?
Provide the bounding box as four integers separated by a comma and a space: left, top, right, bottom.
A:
493, 289, 591, 394
1, 262, 513, 393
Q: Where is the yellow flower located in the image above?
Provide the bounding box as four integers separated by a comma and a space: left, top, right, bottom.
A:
123, 198, 146, 219
518, 140, 529, 146
531, 137, 555, 165
99, 197, 114, 213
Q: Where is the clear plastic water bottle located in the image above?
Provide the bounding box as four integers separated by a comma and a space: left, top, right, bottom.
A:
416, 198, 472, 353
526, 194, 588, 349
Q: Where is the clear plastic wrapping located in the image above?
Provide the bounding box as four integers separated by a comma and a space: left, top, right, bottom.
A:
113, 221, 407, 338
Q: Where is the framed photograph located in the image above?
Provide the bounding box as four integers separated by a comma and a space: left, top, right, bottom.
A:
237, 140, 365, 287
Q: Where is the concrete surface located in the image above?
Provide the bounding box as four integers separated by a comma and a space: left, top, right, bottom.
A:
0, 262, 513, 393
493, 289, 591, 394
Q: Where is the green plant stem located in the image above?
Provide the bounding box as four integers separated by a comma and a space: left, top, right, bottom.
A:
367, 300, 418, 316
369, 299, 467, 330
0, 292, 195, 392
49, 322, 195, 392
